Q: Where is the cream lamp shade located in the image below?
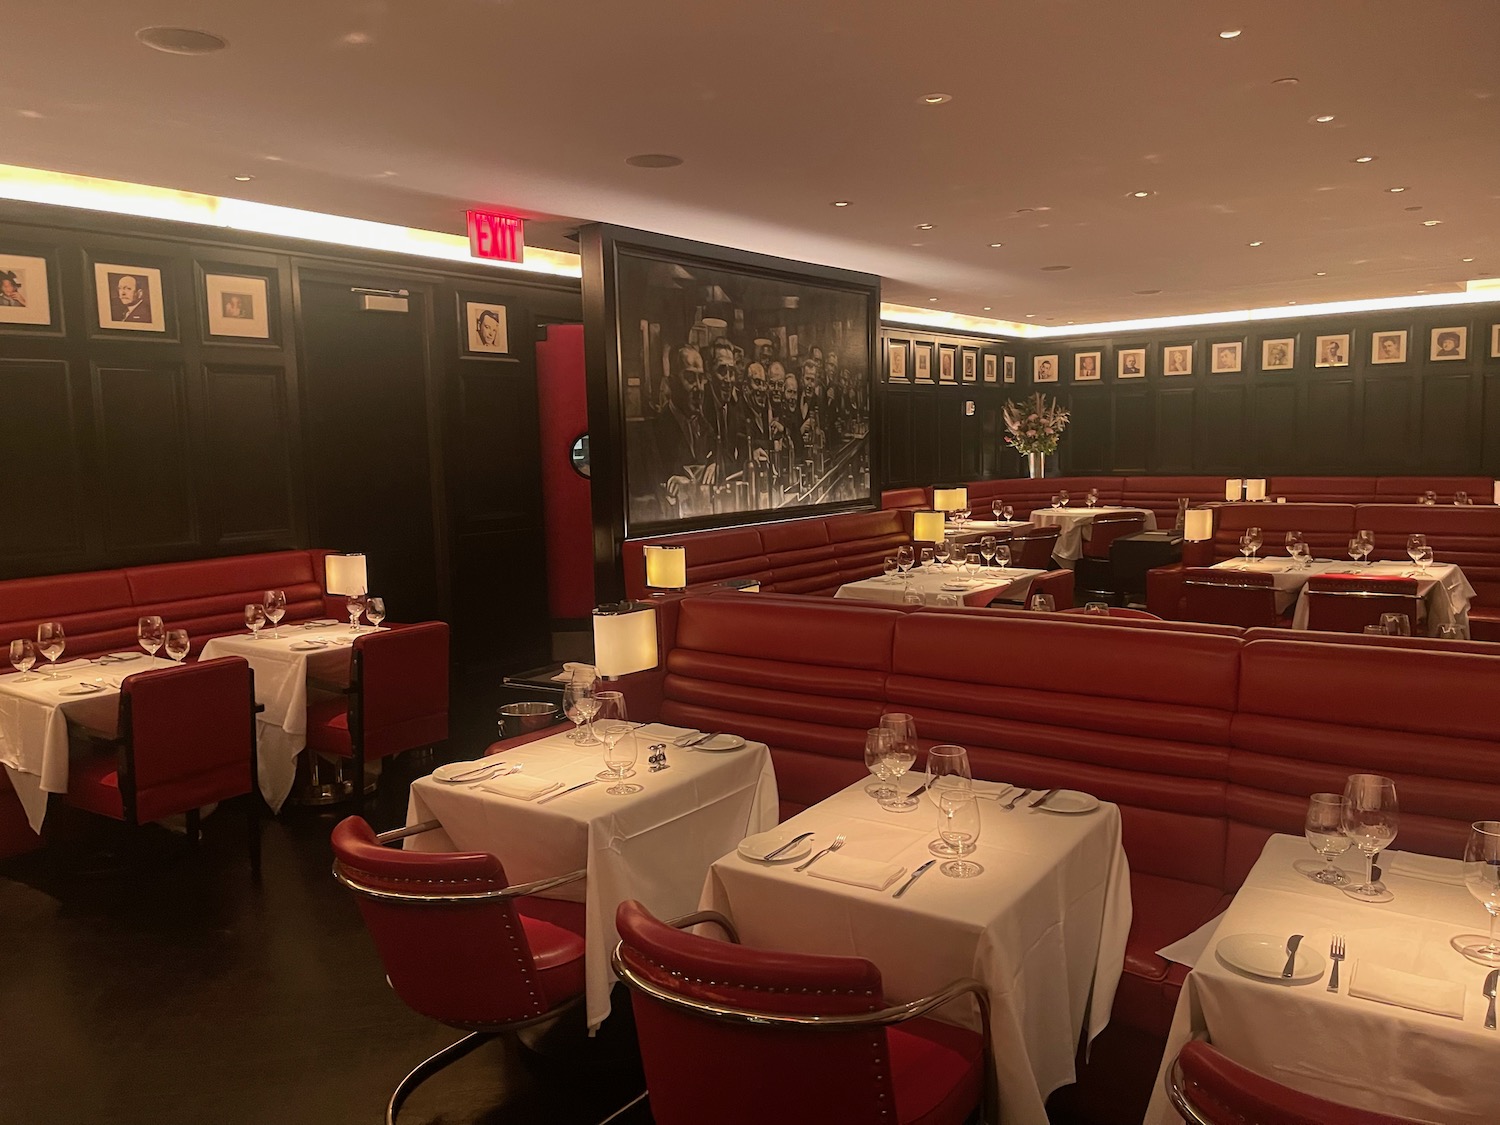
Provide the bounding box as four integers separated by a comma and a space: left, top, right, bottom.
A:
912, 510, 946, 543
324, 553, 367, 596
1493, 481, 1499, 505
644, 545, 687, 590
1183, 509, 1214, 542
1245, 479, 1267, 502
592, 603, 658, 679
1224, 479, 1243, 502
933, 487, 968, 512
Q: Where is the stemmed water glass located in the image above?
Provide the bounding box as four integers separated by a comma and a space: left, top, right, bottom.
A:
878, 713, 919, 811
1002, 504, 1015, 521
938, 791, 984, 878
864, 727, 896, 800
964, 552, 981, 579
920, 547, 934, 569
992, 500, 1005, 521
1058, 490, 1070, 507
1341, 773, 1399, 902
164, 629, 190, 663
993, 544, 1011, 570
1299, 793, 1351, 885
1284, 531, 1305, 563
598, 721, 642, 795
263, 590, 287, 638
36, 622, 65, 679
1357, 529, 1374, 565
9, 639, 37, 681
1453, 821, 1500, 965
245, 604, 267, 639
345, 594, 365, 631
883, 557, 898, 584
933, 539, 951, 570
365, 597, 386, 629
138, 616, 164, 660
979, 536, 996, 570
1086, 488, 1099, 507
1347, 537, 1364, 568
562, 677, 601, 745
1406, 534, 1432, 576
896, 545, 915, 585
925, 744, 972, 856
593, 692, 630, 779
1238, 527, 1262, 566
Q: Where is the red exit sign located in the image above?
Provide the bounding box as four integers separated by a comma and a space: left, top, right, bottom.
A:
466, 209, 525, 262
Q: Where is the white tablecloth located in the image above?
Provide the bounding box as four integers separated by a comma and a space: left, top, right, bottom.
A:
1145, 835, 1500, 1124
0, 655, 178, 831
700, 778, 1132, 1125
836, 566, 1045, 607
1285, 561, 1475, 635
201, 624, 363, 811
406, 723, 778, 1031
1208, 557, 1347, 613
1029, 506, 1158, 563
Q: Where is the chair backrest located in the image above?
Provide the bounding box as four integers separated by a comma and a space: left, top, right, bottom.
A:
1059, 606, 1163, 620
120, 656, 254, 823
1170, 1040, 1427, 1124
1011, 525, 1061, 569
352, 621, 450, 755
1083, 513, 1146, 559
330, 816, 553, 1027
1183, 567, 1281, 629
614, 899, 898, 1125
1303, 575, 1421, 635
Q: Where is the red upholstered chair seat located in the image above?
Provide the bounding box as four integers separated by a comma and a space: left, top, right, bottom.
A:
305, 697, 352, 755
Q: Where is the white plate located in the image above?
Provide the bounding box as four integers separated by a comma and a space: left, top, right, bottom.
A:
738, 829, 813, 864
695, 734, 746, 752
289, 641, 329, 651
105, 652, 142, 662
59, 683, 106, 696
433, 759, 505, 782
1032, 790, 1100, 815
1216, 933, 1326, 983
940, 582, 973, 591
304, 619, 338, 627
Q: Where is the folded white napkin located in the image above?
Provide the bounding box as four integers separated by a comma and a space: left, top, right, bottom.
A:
552, 662, 597, 682
1349, 961, 1465, 1019
479, 774, 563, 801
1385, 851, 1465, 887
808, 855, 906, 891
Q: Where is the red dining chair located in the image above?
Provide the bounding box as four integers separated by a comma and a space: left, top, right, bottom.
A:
1167, 1039, 1430, 1124
1010, 525, 1061, 569
331, 816, 589, 1125
1059, 606, 1163, 620
1182, 568, 1284, 628
1303, 575, 1423, 635
65, 656, 262, 875
612, 898, 988, 1125
1082, 512, 1146, 561
306, 621, 449, 804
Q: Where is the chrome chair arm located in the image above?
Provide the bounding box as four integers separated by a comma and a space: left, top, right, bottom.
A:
377, 819, 442, 844
334, 861, 586, 904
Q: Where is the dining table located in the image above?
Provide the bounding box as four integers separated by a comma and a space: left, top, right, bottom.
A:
699, 777, 1132, 1125
0, 653, 179, 832
1028, 506, 1158, 563
1143, 834, 1500, 1125
405, 722, 778, 1031
835, 565, 1047, 607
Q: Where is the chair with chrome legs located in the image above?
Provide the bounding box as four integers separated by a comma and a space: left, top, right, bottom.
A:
613, 898, 989, 1125
330, 816, 588, 1125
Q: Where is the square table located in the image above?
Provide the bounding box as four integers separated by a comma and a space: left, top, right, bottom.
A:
699, 778, 1132, 1125
1144, 835, 1500, 1124
0, 654, 180, 831
406, 723, 779, 1031
1208, 557, 1346, 613
1029, 506, 1158, 563
835, 566, 1046, 607
1287, 561, 1475, 635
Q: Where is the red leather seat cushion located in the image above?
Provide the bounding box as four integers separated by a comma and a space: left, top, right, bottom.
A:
518, 913, 586, 1008
305, 697, 352, 756
66, 751, 125, 818
889, 1016, 986, 1125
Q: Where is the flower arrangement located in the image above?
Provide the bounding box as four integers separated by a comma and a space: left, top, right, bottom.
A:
1002, 392, 1070, 455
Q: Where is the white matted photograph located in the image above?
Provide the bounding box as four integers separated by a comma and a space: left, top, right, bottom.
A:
1117, 348, 1145, 378
1074, 351, 1101, 381
1430, 326, 1467, 361
1163, 345, 1193, 376
961, 349, 977, 382
0, 253, 52, 326
888, 340, 908, 382
983, 353, 997, 383
205, 273, 271, 339
1033, 354, 1059, 383
1003, 355, 1016, 383
1315, 334, 1350, 368
938, 344, 957, 383
1261, 338, 1294, 371
1371, 330, 1407, 365
1492, 324, 1500, 359
465, 301, 509, 354
1210, 342, 1242, 373
914, 343, 933, 382
94, 262, 166, 333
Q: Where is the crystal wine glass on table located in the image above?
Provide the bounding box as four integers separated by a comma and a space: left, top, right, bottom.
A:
877, 713, 919, 811
882, 557, 897, 583
933, 540, 951, 570
1058, 490, 1070, 508
1285, 531, 1305, 563
263, 590, 287, 638
1406, 534, 1426, 570
1347, 538, 1364, 569
345, 595, 365, 632
864, 727, 896, 800
964, 552, 981, 579
592, 691, 630, 779
1356, 529, 1374, 566
9, 639, 37, 681
1341, 773, 1399, 902
1002, 504, 1014, 521
164, 629, 190, 663
599, 721, 642, 795
245, 604, 266, 640
992, 500, 1004, 521
1030, 594, 1055, 612
993, 544, 1011, 570
924, 744, 972, 857
896, 545, 914, 585
1453, 821, 1500, 965
1086, 488, 1099, 507
938, 791, 984, 878
562, 677, 601, 745
920, 547, 934, 570
36, 622, 65, 679
365, 597, 386, 629
979, 536, 996, 570
1298, 793, 1351, 885
138, 615, 164, 660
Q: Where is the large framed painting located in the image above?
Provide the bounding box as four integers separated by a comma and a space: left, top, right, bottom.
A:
581, 224, 880, 555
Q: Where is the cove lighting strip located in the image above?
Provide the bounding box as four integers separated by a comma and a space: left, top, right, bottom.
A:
0, 164, 581, 279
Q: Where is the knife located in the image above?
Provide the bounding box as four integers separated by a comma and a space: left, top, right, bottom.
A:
536, 779, 599, 805
684, 731, 721, 747
906, 781, 931, 800
893, 860, 936, 898
760, 831, 815, 862
1485, 969, 1498, 1030
1029, 787, 1061, 809
1281, 933, 1304, 979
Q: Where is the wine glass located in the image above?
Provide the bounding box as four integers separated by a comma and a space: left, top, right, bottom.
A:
1239, 532, 1257, 566
1085, 602, 1109, 614
365, 597, 386, 628
883, 557, 898, 584
1357, 529, 1374, 566
36, 622, 65, 679
1347, 537, 1364, 568
896, 545, 914, 582
1455, 491, 1470, 506
1245, 526, 1262, 561
964, 552, 981, 579
878, 713, 919, 811
263, 590, 287, 638
938, 791, 984, 878
1030, 593, 1055, 612
1058, 490, 1070, 508
957, 507, 972, 526
593, 691, 630, 779
925, 745, 972, 856
979, 536, 996, 570
138, 616, 164, 660
1285, 531, 1305, 561
1086, 488, 1099, 507
164, 629, 190, 663
599, 721, 642, 795
993, 544, 1011, 570
933, 539, 951, 570
562, 677, 601, 745
1453, 821, 1500, 965
1002, 504, 1015, 521
864, 727, 896, 800
1292, 540, 1311, 569
992, 500, 1004, 521
1406, 533, 1427, 569
1050, 493, 1062, 509
1300, 793, 1351, 885
9, 639, 37, 681
1379, 613, 1411, 637
1341, 774, 1399, 902
919, 547, 934, 569
1413, 545, 1434, 575
345, 594, 365, 632
1423, 490, 1437, 505
245, 604, 266, 639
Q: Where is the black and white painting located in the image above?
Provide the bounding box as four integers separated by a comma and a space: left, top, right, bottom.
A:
94, 262, 166, 333
0, 253, 51, 326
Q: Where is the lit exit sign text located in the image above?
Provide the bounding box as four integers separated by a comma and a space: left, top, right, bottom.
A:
466, 210, 525, 263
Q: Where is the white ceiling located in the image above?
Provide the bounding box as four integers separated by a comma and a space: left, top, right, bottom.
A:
6, 1, 1499, 324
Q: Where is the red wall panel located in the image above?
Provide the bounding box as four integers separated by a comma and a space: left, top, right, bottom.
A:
536, 325, 594, 620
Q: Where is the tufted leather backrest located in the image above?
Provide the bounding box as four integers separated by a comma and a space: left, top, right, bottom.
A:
1355, 503, 1500, 605
964, 477, 1124, 519
1083, 513, 1147, 559
1373, 476, 1494, 506
1120, 476, 1228, 525
1267, 477, 1378, 504
1213, 504, 1356, 563
0, 570, 139, 659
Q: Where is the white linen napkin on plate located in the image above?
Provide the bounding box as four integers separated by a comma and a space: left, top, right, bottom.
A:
807, 855, 906, 891
479, 774, 563, 801
1385, 851, 1465, 887
1349, 961, 1465, 1019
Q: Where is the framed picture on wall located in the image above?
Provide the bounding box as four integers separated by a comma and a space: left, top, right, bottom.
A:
888, 340, 909, 382
1118, 347, 1145, 378
913, 342, 933, 382
1163, 344, 1193, 376
1370, 329, 1408, 364
1430, 326, 1467, 361
1314, 333, 1350, 368
0, 252, 53, 327
204, 273, 271, 339
938, 343, 957, 383
1492, 324, 1500, 358
983, 354, 997, 383
1033, 354, 1059, 383
1210, 342, 1242, 373
1074, 351, 1101, 381
1261, 337, 1294, 370
1003, 355, 1016, 383
462, 299, 510, 354
93, 261, 167, 333
961, 348, 977, 382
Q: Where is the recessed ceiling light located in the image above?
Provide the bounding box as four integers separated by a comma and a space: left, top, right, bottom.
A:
17, 109, 42, 119
916, 223, 934, 230
988, 242, 1004, 248
340, 31, 372, 46
928, 297, 939, 302
1388, 186, 1406, 192
1315, 271, 1327, 276
919, 93, 953, 105
625, 154, 683, 168
1310, 114, 1337, 124
1288, 300, 1297, 305
1219, 29, 1242, 39
1041, 264, 1072, 272
136, 26, 228, 54
1131, 191, 1151, 198
831, 200, 851, 207
232, 174, 254, 182
1248, 240, 1264, 247
1462, 257, 1476, 263
1025, 313, 1036, 318
982, 307, 992, 311
1272, 77, 1300, 87
1352, 155, 1377, 164
1423, 219, 1442, 226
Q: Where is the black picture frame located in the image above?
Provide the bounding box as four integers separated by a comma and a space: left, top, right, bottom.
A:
196, 259, 281, 347
0, 242, 63, 337
85, 249, 177, 342
457, 292, 513, 358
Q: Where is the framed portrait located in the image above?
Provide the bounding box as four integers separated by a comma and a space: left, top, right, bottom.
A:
1210, 341, 1242, 374
1370, 329, 1407, 365
1033, 354, 1059, 383
938, 343, 957, 383
94, 262, 167, 333
1492, 324, 1500, 359
0, 252, 53, 327
1073, 351, 1101, 381
1117, 347, 1146, 379
203, 273, 271, 340
888, 340, 909, 382
1430, 326, 1467, 361
1261, 337, 1295, 371
462, 300, 510, 354
1003, 355, 1016, 383
1163, 344, 1193, 376
960, 348, 977, 383
983, 354, 997, 383
1314, 334, 1350, 368
914, 342, 934, 382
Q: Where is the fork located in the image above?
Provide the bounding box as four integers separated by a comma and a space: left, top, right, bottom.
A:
1327, 934, 1345, 992
1002, 787, 1033, 810
795, 833, 846, 872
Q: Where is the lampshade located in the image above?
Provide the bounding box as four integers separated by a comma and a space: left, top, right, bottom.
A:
1245, 478, 1267, 502
324, 553, 367, 596
592, 602, 659, 679
1494, 481, 1499, 505
912, 510, 946, 543
644, 545, 687, 590
1183, 509, 1214, 542
1224, 479, 1243, 502
933, 487, 968, 512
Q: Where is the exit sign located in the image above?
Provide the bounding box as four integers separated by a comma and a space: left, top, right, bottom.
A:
466, 209, 525, 263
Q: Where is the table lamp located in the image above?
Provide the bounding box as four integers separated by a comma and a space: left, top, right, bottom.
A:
1245, 479, 1267, 502
643, 545, 687, 596
592, 602, 659, 679
933, 486, 968, 513
1224, 479, 1243, 502
912, 510, 946, 544
325, 553, 367, 596
1493, 481, 1499, 506
1183, 509, 1214, 542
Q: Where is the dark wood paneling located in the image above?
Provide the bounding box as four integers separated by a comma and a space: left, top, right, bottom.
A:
1151, 388, 1195, 472
454, 364, 539, 528
910, 395, 939, 484
1247, 381, 1300, 472
202, 365, 296, 545
1111, 387, 1152, 472
0, 360, 87, 567
1419, 373, 1477, 472
92, 363, 198, 554
1361, 373, 1420, 470
1484, 373, 1500, 477
1063, 387, 1111, 473
884, 392, 914, 483
936, 395, 963, 481
1302, 379, 1358, 471
1196, 384, 1246, 474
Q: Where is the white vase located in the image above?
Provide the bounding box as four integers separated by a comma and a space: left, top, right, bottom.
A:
1027, 452, 1047, 479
